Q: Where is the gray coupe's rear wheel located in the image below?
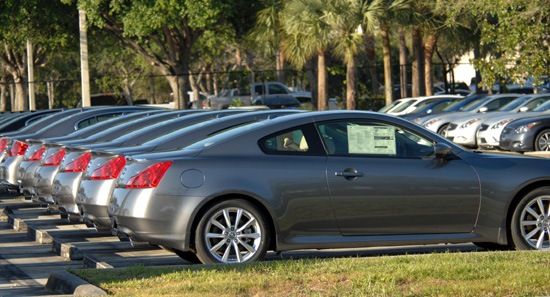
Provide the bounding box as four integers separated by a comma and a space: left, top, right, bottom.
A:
195, 199, 269, 264
511, 187, 550, 250
535, 129, 550, 151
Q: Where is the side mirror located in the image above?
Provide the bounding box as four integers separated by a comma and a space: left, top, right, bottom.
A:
434, 143, 453, 158
478, 107, 488, 113
519, 106, 529, 112
426, 109, 433, 114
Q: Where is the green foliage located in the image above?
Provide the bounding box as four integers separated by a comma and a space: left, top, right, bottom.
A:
447, 0, 550, 88
0, 0, 78, 53
230, 98, 246, 107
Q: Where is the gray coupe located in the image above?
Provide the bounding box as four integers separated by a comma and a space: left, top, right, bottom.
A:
107, 110, 550, 264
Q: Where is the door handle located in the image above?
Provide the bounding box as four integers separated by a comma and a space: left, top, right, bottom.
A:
335, 168, 364, 180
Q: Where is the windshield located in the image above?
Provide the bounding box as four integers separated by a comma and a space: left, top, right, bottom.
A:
378, 100, 403, 113
461, 97, 493, 112
390, 99, 417, 113
407, 99, 437, 113
497, 96, 531, 111
534, 99, 550, 111
442, 96, 484, 112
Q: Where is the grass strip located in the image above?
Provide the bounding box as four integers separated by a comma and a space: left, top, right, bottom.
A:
71, 250, 550, 296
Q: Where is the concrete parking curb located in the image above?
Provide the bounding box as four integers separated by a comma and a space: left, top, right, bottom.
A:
45, 270, 107, 296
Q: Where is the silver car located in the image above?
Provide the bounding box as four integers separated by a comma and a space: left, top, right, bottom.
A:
76, 110, 302, 230
476, 94, 550, 149
445, 94, 550, 147
0, 106, 158, 190
108, 110, 550, 264
17, 110, 168, 197
29, 110, 202, 205
47, 110, 251, 220
420, 94, 523, 135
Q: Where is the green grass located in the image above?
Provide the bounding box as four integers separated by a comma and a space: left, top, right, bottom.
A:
72, 250, 550, 296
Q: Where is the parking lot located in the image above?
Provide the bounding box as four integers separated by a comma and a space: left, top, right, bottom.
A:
1, 190, 487, 296
1, 108, 550, 296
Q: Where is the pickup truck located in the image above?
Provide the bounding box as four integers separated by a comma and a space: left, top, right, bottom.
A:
207, 82, 312, 109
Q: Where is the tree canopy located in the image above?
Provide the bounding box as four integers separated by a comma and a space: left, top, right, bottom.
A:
0, 0, 548, 111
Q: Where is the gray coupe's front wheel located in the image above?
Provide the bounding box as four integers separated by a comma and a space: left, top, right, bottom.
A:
535, 129, 550, 151
511, 187, 550, 250
195, 199, 269, 264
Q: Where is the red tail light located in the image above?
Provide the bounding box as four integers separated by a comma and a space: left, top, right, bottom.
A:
9, 140, 28, 156
90, 156, 126, 180
29, 146, 47, 161
64, 152, 91, 172
126, 161, 172, 189
43, 149, 66, 166
0, 138, 7, 153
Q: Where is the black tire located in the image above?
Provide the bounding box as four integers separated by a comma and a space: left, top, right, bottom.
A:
534, 129, 550, 151
437, 124, 449, 136
510, 187, 550, 250
195, 199, 269, 264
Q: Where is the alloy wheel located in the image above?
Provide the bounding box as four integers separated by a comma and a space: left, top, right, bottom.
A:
518, 196, 550, 249
202, 206, 263, 263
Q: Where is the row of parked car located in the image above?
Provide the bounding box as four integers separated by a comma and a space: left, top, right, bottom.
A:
1, 106, 550, 264
380, 92, 550, 152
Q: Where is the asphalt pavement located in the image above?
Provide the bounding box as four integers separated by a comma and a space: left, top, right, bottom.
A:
0, 191, 483, 297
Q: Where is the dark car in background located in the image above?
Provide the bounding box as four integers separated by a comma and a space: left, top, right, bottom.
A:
500, 114, 550, 152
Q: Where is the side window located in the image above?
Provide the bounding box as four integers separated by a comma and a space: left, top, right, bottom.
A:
262, 128, 309, 153
432, 101, 454, 112
77, 117, 97, 129
526, 97, 550, 110
268, 84, 287, 95
317, 121, 434, 158
254, 85, 264, 95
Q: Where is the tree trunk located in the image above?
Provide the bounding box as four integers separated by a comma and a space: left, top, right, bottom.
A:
317, 49, 328, 111
473, 33, 483, 94
12, 72, 28, 111
165, 74, 187, 109
47, 80, 54, 109
411, 27, 425, 97
276, 40, 286, 83
14, 81, 27, 111
423, 32, 438, 96
363, 33, 379, 94
9, 83, 15, 110
398, 26, 408, 99
306, 59, 318, 108
346, 55, 357, 110
204, 64, 214, 95
380, 21, 393, 105
0, 77, 7, 112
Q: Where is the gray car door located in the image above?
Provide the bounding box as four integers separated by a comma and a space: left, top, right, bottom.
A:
318, 120, 481, 235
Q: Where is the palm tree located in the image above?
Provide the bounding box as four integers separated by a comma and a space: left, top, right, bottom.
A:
378, 0, 412, 105
248, 1, 288, 83
332, 0, 383, 110
281, 0, 335, 110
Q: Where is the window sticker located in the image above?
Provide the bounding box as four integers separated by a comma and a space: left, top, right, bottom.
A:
348, 125, 396, 154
